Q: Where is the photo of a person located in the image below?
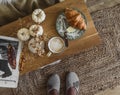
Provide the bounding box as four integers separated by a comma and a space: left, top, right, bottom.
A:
0, 36, 22, 88
0, 45, 12, 78
0, 43, 17, 78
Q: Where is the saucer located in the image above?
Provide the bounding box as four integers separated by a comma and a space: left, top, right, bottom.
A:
56, 9, 87, 40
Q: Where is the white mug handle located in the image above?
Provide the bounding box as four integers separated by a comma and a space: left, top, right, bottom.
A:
47, 51, 52, 57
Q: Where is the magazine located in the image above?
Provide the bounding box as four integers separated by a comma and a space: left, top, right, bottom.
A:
0, 36, 22, 88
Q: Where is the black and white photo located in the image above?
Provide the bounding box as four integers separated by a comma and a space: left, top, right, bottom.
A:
0, 36, 22, 88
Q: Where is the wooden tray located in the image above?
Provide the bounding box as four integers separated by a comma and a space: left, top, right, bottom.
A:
0, 0, 101, 75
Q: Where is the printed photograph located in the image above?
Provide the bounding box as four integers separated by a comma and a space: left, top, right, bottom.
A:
0, 36, 22, 88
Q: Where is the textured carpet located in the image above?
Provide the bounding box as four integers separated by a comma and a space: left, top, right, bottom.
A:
1, 3, 120, 95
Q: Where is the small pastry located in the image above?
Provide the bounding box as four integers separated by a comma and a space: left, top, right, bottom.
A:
29, 24, 43, 37
65, 8, 86, 30
32, 9, 46, 24
17, 28, 30, 41
28, 37, 45, 56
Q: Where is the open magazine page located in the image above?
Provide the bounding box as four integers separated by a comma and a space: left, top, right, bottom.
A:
0, 36, 22, 88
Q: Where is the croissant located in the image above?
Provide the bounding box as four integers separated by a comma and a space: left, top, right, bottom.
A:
65, 8, 86, 30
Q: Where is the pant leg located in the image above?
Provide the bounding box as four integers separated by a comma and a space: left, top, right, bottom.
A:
0, 0, 48, 26
0, 60, 12, 75
49, 90, 59, 95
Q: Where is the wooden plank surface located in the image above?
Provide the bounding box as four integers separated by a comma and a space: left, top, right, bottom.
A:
0, 0, 101, 75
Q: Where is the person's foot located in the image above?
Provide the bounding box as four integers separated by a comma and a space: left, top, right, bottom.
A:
66, 72, 80, 95
47, 74, 60, 95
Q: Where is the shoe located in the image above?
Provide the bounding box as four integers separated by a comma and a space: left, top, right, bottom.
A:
47, 74, 60, 95
66, 72, 80, 95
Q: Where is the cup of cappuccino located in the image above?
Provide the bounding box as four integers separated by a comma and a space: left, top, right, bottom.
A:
47, 37, 65, 57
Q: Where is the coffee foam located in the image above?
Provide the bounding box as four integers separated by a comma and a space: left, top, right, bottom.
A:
50, 38, 64, 53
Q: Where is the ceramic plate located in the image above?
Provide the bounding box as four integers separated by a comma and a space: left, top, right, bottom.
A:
56, 9, 87, 40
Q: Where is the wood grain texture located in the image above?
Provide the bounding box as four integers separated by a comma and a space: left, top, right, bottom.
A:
0, 0, 101, 75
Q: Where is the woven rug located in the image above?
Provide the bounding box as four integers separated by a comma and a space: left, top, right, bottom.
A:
1, 3, 120, 95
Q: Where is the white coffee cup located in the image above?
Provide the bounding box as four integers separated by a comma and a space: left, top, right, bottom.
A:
47, 37, 65, 57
